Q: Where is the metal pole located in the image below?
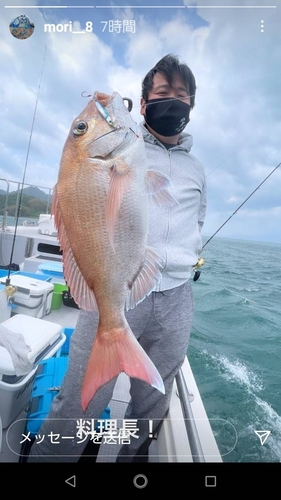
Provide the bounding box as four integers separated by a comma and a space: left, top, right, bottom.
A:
176, 368, 205, 462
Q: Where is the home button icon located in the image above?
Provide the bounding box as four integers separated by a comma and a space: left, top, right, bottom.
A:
133, 474, 148, 489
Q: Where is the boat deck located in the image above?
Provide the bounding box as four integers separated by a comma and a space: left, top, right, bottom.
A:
1, 302, 222, 463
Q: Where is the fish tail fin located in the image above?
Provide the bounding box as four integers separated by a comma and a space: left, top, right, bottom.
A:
81, 324, 165, 411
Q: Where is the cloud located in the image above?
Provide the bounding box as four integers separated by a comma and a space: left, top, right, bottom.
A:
0, 1, 280, 243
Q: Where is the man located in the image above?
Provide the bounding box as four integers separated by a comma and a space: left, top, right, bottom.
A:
28, 54, 206, 462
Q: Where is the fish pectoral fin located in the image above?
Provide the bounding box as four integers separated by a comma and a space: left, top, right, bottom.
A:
63, 246, 98, 311
146, 170, 179, 207
125, 247, 163, 310
52, 187, 98, 312
106, 160, 133, 252
81, 323, 165, 411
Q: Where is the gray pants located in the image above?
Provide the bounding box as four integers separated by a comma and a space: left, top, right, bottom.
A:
28, 281, 194, 462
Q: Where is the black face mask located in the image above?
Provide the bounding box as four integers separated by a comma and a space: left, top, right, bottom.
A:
144, 97, 191, 137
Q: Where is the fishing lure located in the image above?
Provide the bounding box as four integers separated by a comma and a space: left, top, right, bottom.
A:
93, 97, 115, 127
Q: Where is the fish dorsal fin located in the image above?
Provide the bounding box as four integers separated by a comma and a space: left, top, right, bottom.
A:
146, 170, 179, 207
125, 247, 163, 310
106, 161, 133, 252
52, 186, 98, 311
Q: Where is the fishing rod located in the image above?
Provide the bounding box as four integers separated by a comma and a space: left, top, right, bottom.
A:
193, 161, 281, 281
5, 46, 47, 287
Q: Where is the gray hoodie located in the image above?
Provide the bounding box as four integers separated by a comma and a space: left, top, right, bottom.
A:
140, 122, 207, 291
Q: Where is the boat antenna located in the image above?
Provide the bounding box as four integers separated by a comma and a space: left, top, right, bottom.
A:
193, 161, 281, 281
5, 45, 47, 286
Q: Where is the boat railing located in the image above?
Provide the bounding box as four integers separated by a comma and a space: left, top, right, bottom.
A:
176, 368, 205, 462
0, 178, 53, 231
0, 179, 10, 231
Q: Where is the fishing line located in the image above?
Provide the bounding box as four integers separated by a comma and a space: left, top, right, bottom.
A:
6, 45, 47, 285
201, 161, 281, 251
134, 67, 281, 109
205, 153, 235, 178
144, 96, 192, 105
132, 68, 281, 119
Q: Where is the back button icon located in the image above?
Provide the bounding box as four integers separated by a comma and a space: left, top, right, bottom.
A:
65, 475, 76, 488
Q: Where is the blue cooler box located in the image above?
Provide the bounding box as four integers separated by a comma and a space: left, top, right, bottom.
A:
61, 327, 75, 355
37, 261, 65, 284
26, 356, 110, 438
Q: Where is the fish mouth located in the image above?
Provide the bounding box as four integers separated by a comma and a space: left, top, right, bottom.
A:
94, 91, 113, 107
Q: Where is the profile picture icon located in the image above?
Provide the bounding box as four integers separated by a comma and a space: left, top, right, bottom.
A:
9, 14, 34, 40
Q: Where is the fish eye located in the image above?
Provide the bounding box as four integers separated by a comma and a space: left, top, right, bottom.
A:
73, 121, 88, 135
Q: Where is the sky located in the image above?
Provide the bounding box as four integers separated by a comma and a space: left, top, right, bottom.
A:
0, 0, 280, 244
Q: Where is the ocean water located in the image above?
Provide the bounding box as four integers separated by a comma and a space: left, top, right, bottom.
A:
189, 237, 281, 463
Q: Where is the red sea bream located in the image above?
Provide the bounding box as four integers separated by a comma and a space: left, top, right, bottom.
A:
52, 91, 176, 410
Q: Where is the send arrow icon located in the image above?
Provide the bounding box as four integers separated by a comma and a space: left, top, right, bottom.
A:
254, 430, 271, 445
65, 475, 76, 488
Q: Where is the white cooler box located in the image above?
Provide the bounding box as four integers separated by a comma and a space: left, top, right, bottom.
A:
0, 314, 65, 429
0, 274, 54, 319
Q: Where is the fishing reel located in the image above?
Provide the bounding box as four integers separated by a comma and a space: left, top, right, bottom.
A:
192, 257, 205, 281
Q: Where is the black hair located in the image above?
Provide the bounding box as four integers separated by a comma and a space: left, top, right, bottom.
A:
141, 54, 196, 108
